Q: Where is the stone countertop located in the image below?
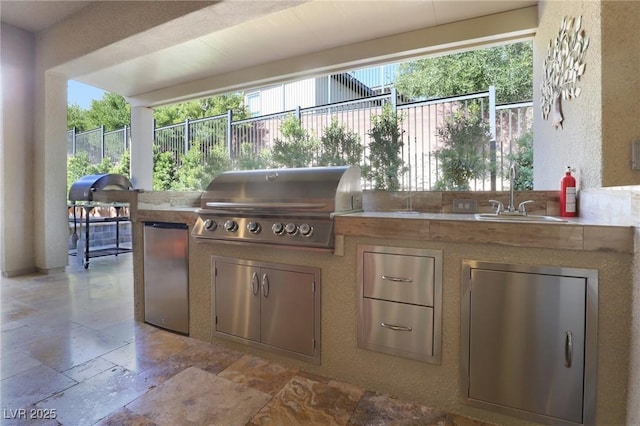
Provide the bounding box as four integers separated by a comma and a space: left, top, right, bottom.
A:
133, 208, 635, 254
335, 212, 635, 254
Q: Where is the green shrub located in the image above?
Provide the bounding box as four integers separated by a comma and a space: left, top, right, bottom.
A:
434, 112, 490, 190
363, 104, 406, 190
318, 117, 362, 167
272, 116, 319, 168
507, 130, 533, 190
153, 150, 176, 191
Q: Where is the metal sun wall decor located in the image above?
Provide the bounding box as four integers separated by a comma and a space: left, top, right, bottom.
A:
541, 16, 590, 129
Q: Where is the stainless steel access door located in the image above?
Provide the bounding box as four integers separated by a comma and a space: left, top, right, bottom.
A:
466, 268, 586, 424
260, 266, 316, 356
143, 222, 189, 334
214, 261, 261, 342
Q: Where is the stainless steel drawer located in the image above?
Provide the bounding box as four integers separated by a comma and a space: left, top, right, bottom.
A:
363, 252, 434, 306
358, 298, 434, 362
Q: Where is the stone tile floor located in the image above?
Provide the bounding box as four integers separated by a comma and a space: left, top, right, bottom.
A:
1, 254, 492, 425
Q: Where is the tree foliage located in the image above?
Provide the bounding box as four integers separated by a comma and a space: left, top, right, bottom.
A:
434, 111, 491, 191
395, 42, 533, 104
153, 149, 177, 191
272, 116, 319, 168
318, 118, 362, 166
363, 104, 406, 190
507, 130, 533, 190
67, 92, 248, 130
153, 94, 248, 127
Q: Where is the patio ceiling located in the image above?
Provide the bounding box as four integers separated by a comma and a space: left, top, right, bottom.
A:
1, 0, 537, 106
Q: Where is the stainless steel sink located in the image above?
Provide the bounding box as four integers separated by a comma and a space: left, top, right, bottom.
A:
474, 213, 567, 223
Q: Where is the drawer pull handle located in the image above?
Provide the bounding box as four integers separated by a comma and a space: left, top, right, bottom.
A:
381, 275, 413, 283
381, 322, 412, 332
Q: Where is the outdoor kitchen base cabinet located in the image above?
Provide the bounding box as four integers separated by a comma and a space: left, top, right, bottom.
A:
212, 257, 321, 364
356, 245, 443, 364
461, 261, 598, 425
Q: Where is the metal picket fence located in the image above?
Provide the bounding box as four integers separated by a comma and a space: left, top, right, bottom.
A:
68, 88, 532, 191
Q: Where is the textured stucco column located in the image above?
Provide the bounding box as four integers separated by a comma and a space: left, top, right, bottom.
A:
33, 72, 69, 273
130, 106, 154, 190
1, 24, 36, 276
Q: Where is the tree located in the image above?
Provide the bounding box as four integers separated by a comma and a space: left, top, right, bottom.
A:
364, 104, 406, 190
67, 152, 92, 193
506, 130, 533, 190
318, 118, 362, 167
271, 116, 319, 168
153, 149, 176, 191
112, 150, 130, 177
153, 94, 248, 126
67, 104, 92, 132
434, 112, 491, 191
395, 42, 533, 104
86, 93, 131, 131
233, 143, 272, 170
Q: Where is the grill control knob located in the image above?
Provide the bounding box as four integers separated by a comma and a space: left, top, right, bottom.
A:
272, 223, 285, 235
284, 223, 298, 235
247, 222, 261, 234
224, 220, 238, 232
299, 223, 313, 237
203, 219, 217, 231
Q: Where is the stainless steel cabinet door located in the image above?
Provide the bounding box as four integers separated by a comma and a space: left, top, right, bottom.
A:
214, 261, 261, 342
260, 267, 315, 356
468, 269, 586, 424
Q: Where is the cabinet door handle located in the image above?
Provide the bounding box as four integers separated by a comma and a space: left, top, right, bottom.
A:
262, 273, 270, 298
381, 322, 412, 332
381, 275, 413, 283
251, 272, 259, 296
565, 331, 573, 368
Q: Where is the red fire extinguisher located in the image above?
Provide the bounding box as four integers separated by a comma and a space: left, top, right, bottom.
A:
560, 166, 577, 217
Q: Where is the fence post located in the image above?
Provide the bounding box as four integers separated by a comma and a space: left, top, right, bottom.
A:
100, 125, 105, 163
391, 87, 397, 111
226, 109, 233, 159
72, 127, 77, 155
123, 125, 129, 153
489, 86, 497, 191
295, 106, 301, 121
184, 118, 190, 157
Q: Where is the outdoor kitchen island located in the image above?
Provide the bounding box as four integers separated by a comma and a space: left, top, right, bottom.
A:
131, 191, 635, 426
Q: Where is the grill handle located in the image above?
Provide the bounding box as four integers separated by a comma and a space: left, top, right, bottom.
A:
251, 272, 259, 296
262, 274, 270, 297
205, 202, 326, 210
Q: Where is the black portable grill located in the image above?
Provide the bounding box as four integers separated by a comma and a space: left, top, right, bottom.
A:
192, 166, 362, 251
68, 173, 136, 268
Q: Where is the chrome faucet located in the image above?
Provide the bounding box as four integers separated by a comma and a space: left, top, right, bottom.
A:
488, 163, 534, 216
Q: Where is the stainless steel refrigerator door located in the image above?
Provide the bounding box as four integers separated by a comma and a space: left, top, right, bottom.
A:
143, 223, 189, 334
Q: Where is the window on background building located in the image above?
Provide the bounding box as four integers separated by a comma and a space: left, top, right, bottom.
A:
246, 92, 261, 117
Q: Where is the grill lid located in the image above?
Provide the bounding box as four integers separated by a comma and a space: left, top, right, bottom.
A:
68, 173, 133, 202
193, 165, 362, 251
199, 165, 362, 214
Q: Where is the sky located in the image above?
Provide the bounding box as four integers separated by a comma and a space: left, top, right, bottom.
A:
67, 80, 106, 109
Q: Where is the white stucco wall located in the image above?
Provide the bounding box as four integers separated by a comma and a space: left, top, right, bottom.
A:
533, 0, 602, 190
600, 1, 640, 187
1, 24, 35, 276
534, 0, 640, 190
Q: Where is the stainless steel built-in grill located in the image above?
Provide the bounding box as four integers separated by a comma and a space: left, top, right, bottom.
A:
192, 166, 362, 251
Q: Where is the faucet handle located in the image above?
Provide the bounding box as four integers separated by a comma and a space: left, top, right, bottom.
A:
518, 200, 535, 215
488, 199, 504, 214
